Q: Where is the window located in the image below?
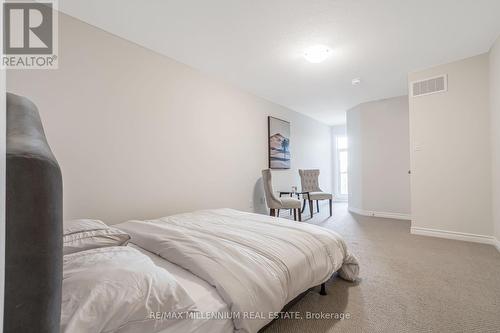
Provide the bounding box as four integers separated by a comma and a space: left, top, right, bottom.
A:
336, 136, 348, 196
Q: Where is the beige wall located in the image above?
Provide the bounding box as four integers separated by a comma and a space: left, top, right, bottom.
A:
346, 96, 411, 218
409, 54, 492, 237
6, 13, 332, 224
490, 36, 500, 243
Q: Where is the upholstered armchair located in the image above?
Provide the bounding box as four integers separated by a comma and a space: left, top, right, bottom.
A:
299, 169, 333, 217
262, 169, 302, 221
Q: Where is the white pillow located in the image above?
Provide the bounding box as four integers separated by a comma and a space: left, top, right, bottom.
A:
62, 246, 197, 333
63, 219, 130, 255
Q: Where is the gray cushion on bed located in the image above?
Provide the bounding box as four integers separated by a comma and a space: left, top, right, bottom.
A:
5, 93, 62, 333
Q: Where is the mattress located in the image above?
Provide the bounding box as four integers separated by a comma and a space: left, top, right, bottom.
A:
129, 244, 234, 333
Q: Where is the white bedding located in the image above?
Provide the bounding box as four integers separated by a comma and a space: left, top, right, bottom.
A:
116, 209, 359, 333
130, 244, 233, 333
62, 246, 197, 333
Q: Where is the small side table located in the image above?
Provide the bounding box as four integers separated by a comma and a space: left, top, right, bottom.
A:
278, 191, 301, 199
278, 191, 310, 218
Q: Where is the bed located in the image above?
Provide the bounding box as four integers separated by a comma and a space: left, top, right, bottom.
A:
116, 208, 359, 333
5, 92, 359, 333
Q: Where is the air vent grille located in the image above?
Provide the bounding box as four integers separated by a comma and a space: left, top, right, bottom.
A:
411, 75, 447, 97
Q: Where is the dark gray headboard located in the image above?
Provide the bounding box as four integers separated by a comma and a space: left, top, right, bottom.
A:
5, 93, 62, 333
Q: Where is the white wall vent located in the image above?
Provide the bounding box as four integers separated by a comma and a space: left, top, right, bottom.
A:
411, 74, 447, 97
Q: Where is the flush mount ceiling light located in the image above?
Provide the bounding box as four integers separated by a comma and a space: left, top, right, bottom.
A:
303, 45, 331, 63
352, 78, 361, 86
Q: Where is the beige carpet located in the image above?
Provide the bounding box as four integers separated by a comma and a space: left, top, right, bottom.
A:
263, 202, 500, 333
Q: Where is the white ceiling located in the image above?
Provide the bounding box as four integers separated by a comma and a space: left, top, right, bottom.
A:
58, 0, 500, 125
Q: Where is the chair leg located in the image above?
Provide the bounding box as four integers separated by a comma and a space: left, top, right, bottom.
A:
277, 209, 280, 217
301, 199, 307, 213
316, 200, 319, 213
329, 199, 332, 216
270, 208, 275, 217
298, 209, 302, 222
293, 209, 297, 221
309, 200, 314, 217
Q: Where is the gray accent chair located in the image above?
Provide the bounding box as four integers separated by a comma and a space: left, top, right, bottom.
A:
299, 169, 333, 217
262, 169, 302, 221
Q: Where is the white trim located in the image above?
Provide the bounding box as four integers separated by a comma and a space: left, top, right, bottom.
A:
411, 227, 499, 249
348, 206, 411, 220
492, 237, 500, 253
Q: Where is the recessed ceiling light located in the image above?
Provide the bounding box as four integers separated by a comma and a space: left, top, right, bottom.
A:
352, 78, 361, 86
303, 45, 331, 63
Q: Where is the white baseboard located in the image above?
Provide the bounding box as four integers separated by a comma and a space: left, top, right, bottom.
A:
411, 227, 499, 250
348, 206, 411, 220
492, 237, 500, 253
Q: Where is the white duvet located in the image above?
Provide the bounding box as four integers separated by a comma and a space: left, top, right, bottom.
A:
62, 246, 197, 333
116, 209, 359, 333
